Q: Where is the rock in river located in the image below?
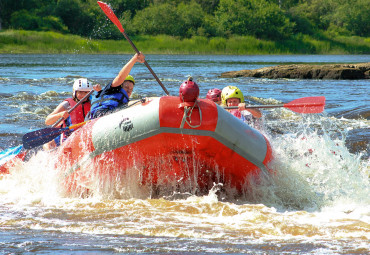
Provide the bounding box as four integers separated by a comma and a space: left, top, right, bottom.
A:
221, 63, 370, 79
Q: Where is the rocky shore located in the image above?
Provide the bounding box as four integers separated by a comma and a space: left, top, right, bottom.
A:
221, 63, 370, 79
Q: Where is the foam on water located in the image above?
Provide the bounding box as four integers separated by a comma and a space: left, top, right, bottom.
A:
1, 107, 368, 205
0, 108, 369, 254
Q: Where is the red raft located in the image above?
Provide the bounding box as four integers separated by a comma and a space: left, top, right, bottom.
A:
56, 96, 273, 196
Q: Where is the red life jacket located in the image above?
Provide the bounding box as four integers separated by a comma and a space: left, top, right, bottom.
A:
229, 109, 242, 119
63, 98, 91, 127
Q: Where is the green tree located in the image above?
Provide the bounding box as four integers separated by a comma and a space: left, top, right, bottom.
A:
336, 0, 370, 36
132, 3, 179, 36
288, 0, 369, 37
39, 16, 69, 33
1, 0, 57, 28
194, 0, 220, 14
10, 10, 40, 30
132, 1, 206, 37
55, 0, 95, 36
1, 0, 369, 39
215, 0, 293, 39
177, 1, 205, 37
289, 0, 339, 31
113, 0, 151, 17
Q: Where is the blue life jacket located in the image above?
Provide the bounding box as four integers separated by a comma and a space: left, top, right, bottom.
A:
89, 85, 129, 117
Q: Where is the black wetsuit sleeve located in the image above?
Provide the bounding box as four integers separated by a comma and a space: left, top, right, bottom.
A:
98, 81, 123, 96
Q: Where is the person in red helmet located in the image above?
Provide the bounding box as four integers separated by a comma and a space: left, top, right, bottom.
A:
206, 88, 222, 105
179, 76, 199, 102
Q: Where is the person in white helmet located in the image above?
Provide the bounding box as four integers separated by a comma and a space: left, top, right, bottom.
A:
43, 78, 93, 150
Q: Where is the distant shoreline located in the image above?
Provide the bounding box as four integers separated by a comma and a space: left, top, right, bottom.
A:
1, 30, 369, 55
221, 63, 370, 79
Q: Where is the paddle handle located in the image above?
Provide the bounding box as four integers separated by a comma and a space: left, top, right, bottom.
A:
52, 90, 94, 127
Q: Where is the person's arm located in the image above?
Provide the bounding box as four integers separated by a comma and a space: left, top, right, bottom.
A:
45, 101, 69, 126
238, 103, 262, 118
111, 53, 145, 87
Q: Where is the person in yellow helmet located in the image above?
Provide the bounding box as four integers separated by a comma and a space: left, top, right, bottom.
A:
221, 86, 262, 123
86, 53, 145, 120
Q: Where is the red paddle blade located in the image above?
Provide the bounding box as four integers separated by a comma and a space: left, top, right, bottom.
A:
97, 1, 124, 33
284, 96, 326, 114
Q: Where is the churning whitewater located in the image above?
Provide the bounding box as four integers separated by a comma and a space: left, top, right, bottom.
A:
0, 54, 369, 254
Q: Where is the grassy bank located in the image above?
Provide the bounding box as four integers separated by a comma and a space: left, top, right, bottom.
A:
0, 30, 369, 54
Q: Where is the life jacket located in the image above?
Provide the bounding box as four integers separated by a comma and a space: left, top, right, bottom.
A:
54, 98, 91, 146
62, 98, 91, 127
229, 109, 242, 119
89, 86, 129, 116
230, 109, 255, 126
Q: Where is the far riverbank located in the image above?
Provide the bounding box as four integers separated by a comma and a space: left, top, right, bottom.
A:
221, 63, 370, 80
1, 30, 369, 55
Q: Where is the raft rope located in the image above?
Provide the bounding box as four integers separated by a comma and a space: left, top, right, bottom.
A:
180, 100, 202, 129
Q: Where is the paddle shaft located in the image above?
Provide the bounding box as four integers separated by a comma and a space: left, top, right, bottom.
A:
97, 1, 169, 96
224, 104, 285, 110
52, 89, 94, 127
223, 96, 325, 114
224, 102, 323, 110
121, 31, 169, 96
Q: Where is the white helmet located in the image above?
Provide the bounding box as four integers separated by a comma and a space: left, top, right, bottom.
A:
73, 78, 93, 93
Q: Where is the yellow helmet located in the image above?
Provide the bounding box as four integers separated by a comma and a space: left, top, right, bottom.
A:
221, 86, 244, 105
124, 75, 135, 85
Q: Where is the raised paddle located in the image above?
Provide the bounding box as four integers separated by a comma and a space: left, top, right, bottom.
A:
224, 96, 326, 114
97, 1, 170, 96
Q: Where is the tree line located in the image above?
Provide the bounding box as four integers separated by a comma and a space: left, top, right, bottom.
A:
1, 0, 369, 41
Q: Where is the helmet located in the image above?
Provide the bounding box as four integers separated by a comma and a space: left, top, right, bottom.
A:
124, 75, 135, 85
221, 86, 244, 105
206, 88, 222, 102
179, 77, 199, 102
73, 78, 93, 92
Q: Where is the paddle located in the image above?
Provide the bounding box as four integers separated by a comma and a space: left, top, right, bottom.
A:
97, 1, 170, 96
223, 96, 326, 114
23, 121, 88, 150
22, 89, 94, 149
1, 88, 95, 170
52, 90, 94, 127
0, 145, 23, 166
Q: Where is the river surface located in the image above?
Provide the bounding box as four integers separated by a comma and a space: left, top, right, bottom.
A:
0, 54, 369, 254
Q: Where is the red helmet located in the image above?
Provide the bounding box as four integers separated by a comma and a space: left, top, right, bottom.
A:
206, 88, 222, 102
179, 77, 199, 102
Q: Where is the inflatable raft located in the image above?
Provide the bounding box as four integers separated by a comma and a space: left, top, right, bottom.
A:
56, 96, 273, 196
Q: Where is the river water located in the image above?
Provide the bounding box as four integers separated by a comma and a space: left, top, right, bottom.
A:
0, 54, 369, 254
